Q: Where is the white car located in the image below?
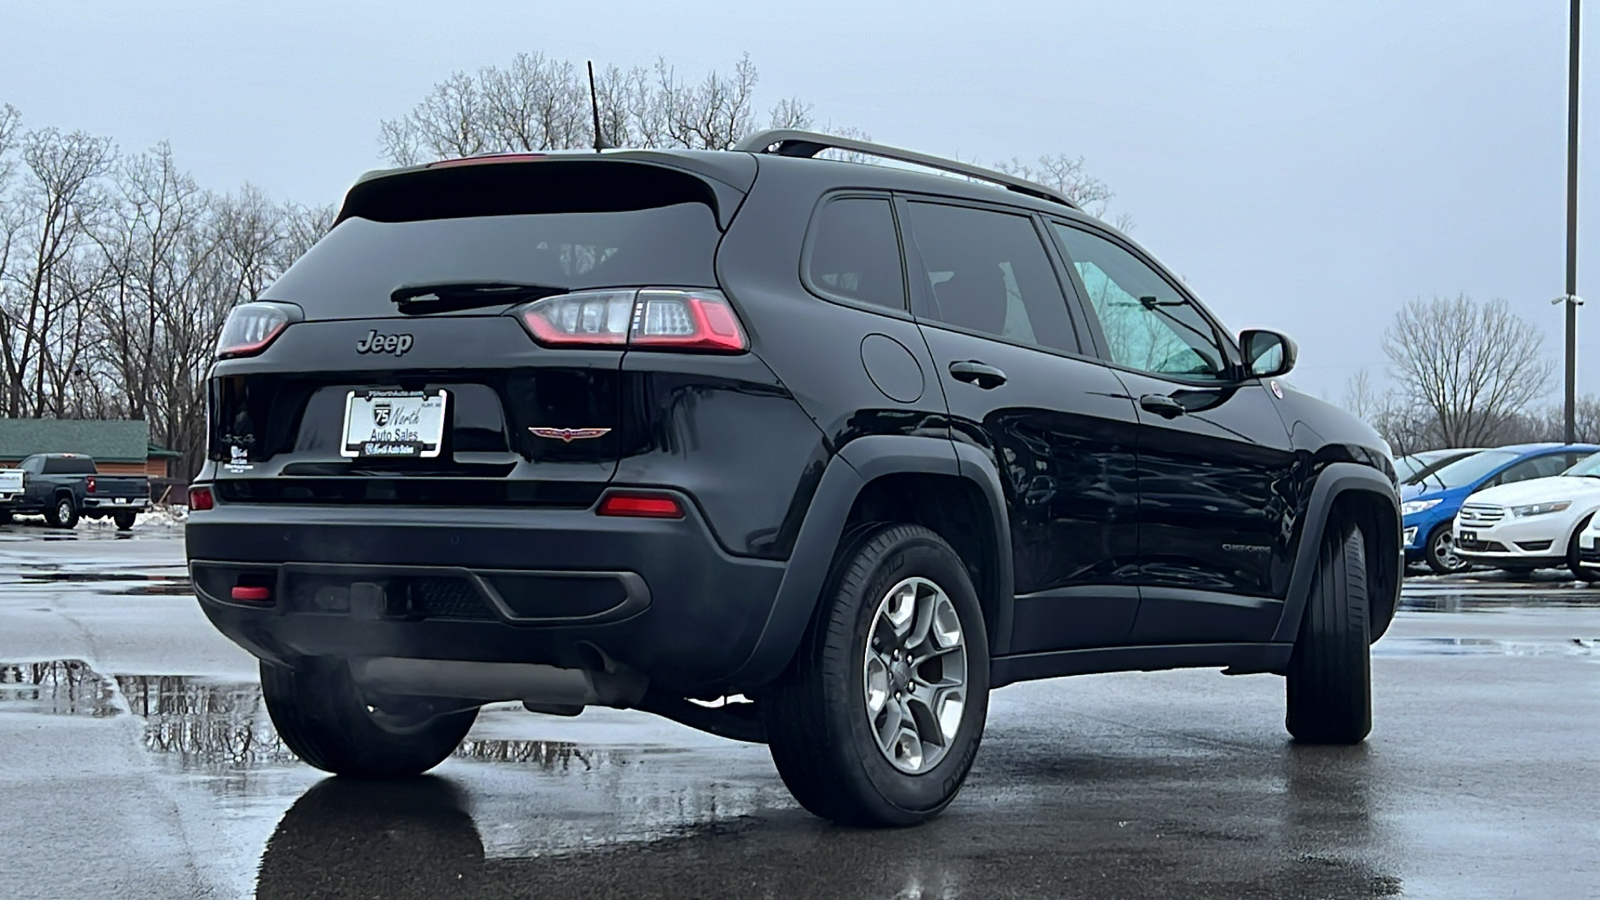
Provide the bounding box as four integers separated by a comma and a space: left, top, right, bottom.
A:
0, 467, 22, 515
1576, 513, 1600, 572
1453, 456, 1600, 578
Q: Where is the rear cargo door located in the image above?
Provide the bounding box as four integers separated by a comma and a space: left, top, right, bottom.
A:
209, 158, 741, 508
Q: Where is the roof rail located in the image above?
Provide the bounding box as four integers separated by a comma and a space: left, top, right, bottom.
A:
734, 129, 1079, 210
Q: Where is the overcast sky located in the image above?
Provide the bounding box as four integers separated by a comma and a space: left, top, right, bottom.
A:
2, 0, 1595, 403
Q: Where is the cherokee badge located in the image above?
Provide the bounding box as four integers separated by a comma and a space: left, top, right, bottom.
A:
529, 426, 612, 442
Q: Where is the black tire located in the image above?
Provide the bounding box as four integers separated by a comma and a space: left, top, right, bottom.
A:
112, 510, 136, 531
1566, 514, 1599, 583
44, 494, 78, 529
0, 509, 11, 525
1423, 524, 1464, 575
261, 658, 478, 779
1286, 522, 1372, 744
762, 523, 990, 827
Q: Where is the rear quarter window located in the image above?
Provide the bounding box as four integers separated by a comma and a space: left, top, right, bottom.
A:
804, 196, 907, 312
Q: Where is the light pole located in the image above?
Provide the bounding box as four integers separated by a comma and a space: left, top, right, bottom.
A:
1564, 0, 1582, 444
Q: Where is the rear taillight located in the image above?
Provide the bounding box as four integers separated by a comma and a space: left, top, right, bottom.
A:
188, 486, 214, 511
597, 490, 685, 519
512, 289, 747, 352
85, 476, 96, 494
215, 302, 303, 359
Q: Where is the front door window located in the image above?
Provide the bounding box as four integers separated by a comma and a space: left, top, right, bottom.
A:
1050, 223, 1228, 381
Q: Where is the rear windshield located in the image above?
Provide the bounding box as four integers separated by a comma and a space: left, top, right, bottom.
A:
265, 204, 721, 316
42, 457, 96, 475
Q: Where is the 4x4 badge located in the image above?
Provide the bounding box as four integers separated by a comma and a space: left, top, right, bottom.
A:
529, 426, 612, 442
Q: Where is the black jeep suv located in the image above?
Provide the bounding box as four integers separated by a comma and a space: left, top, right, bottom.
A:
186, 131, 1400, 827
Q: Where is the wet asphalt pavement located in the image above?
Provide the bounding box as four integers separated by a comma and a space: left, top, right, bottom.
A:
1, 524, 1597, 899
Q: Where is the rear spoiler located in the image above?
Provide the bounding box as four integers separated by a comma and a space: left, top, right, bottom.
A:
339, 152, 756, 230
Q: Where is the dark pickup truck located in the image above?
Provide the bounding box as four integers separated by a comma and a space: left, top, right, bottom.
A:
4, 453, 149, 530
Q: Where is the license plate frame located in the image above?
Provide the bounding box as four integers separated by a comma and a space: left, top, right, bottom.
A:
340, 389, 449, 459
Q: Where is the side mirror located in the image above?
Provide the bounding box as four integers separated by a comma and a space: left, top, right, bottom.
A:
1240, 329, 1297, 378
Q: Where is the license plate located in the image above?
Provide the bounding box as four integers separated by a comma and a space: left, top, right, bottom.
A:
341, 390, 448, 459
1459, 530, 1477, 542
113, 497, 128, 504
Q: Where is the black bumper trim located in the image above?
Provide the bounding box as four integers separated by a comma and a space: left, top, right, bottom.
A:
191, 559, 651, 626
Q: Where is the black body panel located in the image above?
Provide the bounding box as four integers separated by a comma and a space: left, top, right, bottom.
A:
187, 148, 1400, 703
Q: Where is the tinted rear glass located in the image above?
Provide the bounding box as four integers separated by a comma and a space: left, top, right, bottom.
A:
805, 197, 906, 311
42, 457, 96, 475
265, 203, 720, 317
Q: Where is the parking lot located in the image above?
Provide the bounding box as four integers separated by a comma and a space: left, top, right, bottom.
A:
0, 523, 1596, 899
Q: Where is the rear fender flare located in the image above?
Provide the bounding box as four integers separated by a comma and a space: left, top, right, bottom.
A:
723, 435, 1014, 689
1271, 462, 1401, 644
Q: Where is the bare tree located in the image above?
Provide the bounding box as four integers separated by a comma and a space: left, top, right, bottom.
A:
379, 53, 830, 163
1382, 295, 1551, 447
0, 127, 114, 416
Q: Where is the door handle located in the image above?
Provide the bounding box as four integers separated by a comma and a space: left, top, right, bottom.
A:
1139, 393, 1186, 419
949, 360, 1007, 389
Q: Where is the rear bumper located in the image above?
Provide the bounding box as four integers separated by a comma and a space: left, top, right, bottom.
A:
185, 497, 787, 695
82, 497, 147, 512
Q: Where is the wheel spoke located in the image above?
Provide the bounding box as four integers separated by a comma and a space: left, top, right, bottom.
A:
865, 654, 890, 715
874, 692, 905, 752
890, 699, 925, 769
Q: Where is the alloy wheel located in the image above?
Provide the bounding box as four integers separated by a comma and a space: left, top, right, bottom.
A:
1433, 530, 1464, 571
862, 576, 968, 774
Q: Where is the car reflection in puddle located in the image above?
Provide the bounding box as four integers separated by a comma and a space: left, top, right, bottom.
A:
0, 658, 790, 858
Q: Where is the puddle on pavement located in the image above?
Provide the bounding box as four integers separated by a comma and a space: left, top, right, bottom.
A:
0, 658, 643, 771
3, 569, 193, 595
1375, 636, 1600, 657
0, 657, 789, 858
0, 660, 119, 716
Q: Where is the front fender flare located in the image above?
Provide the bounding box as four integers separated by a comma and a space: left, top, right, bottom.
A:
1272, 462, 1402, 644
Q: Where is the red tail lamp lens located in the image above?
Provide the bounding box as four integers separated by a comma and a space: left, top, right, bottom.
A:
597, 492, 685, 519
188, 486, 214, 511
86, 476, 96, 493
215, 302, 302, 359
630, 291, 748, 351
512, 289, 747, 352
231, 585, 271, 602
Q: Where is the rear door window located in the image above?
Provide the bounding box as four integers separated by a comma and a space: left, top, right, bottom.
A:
804, 196, 906, 311
1497, 454, 1568, 486
902, 202, 1080, 353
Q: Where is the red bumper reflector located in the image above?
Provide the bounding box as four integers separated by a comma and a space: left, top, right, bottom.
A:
231, 585, 271, 602
597, 492, 685, 519
188, 486, 214, 511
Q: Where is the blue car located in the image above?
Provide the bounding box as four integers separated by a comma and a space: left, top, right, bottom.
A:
1402, 442, 1600, 573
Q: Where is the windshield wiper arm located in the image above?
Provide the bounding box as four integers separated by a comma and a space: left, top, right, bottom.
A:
391, 281, 568, 314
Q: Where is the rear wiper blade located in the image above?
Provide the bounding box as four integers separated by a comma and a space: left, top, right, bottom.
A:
391, 281, 568, 314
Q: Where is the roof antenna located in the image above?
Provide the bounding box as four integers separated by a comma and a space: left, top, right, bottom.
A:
587, 61, 613, 152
